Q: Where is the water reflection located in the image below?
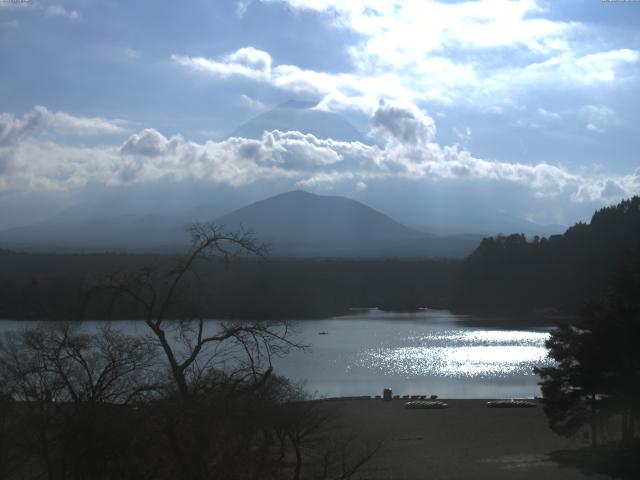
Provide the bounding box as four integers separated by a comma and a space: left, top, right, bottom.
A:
272, 311, 555, 398
0, 310, 555, 398
364, 345, 548, 378
362, 329, 550, 378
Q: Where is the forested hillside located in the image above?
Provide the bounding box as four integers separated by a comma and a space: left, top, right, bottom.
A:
452, 196, 640, 315
0, 250, 458, 320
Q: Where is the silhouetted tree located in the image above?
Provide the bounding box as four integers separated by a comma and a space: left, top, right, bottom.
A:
92, 223, 306, 480
0, 323, 161, 480
534, 305, 608, 446
93, 222, 299, 402
0, 224, 382, 480
536, 250, 640, 447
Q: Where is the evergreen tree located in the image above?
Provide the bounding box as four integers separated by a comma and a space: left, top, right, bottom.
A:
536, 250, 640, 447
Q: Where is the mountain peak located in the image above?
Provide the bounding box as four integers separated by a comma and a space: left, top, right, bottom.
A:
229, 102, 367, 143
272, 190, 318, 199
214, 191, 437, 257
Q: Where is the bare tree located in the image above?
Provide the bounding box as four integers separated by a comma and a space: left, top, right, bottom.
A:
85, 223, 309, 480
0, 323, 162, 480
92, 222, 301, 402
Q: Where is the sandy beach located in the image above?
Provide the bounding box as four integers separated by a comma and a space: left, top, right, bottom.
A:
324, 399, 607, 480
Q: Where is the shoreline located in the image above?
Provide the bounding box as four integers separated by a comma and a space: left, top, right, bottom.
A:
0, 307, 568, 328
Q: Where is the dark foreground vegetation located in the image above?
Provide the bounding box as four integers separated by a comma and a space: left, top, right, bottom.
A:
0, 324, 378, 480
532, 238, 640, 478
0, 224, 379, 480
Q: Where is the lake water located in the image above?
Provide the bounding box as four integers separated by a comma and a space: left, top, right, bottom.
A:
0, 309, 552, 399
271, 309, 552, 399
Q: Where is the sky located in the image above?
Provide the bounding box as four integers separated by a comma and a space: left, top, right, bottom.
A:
0, 0, 639, 231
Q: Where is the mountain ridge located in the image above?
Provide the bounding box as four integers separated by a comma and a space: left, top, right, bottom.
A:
0, 190, 481, 258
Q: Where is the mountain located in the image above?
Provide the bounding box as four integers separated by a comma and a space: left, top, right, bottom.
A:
408, 206, 565, 237
214, 190, 481, 258
229, 100, 368, 143
0, 206, 223, 252
0, 190, 483, 258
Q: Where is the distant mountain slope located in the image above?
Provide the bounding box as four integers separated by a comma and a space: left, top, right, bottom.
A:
216, 190, 424, 249
215, 190, 480, 258
0, 190, 482, 258
412, 206, 565, 237
0, 206, 222, 252
229, 100, 368, 143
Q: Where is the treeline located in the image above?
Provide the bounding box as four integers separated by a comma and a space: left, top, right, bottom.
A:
452, 196, 640, 315
2, 196, 639, 321
0, 250, 459, 320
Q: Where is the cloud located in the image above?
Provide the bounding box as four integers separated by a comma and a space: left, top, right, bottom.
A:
573, 176, 639, 203
371, 102, 436, 146
0, 104, 637, 206
0, 106, 127, 147
174, 40, 639, 116
172, 47, 272, 82
123, 47, 140, 59
266, 0, 571, 53
174, 47, 421, 114
509, 49, 639, 88
0, 109, 43, 147
537, 108, 560, 120
199, 0, 632, 113
453, 127, 472, 146
236, 0, 252, 17
582, 105, 618, 134
586, 123, 604, 134
120, 129, 182, 157
46, 5, 80, 20
240, 94, 266, 110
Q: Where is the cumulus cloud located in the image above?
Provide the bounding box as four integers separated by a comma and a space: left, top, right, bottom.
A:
0, 109, 43, 147
0, 104, 637, 205
371, 102, 436, 146
0, 106, 127, 147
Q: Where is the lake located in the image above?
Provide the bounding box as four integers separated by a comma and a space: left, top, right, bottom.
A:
0, 309, 552, 399
272, 309, 552, 399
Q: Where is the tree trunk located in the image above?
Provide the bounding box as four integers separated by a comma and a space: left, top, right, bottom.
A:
621, 409, 632, 446
590, 393, 598, 448
291, 435, 302, 480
